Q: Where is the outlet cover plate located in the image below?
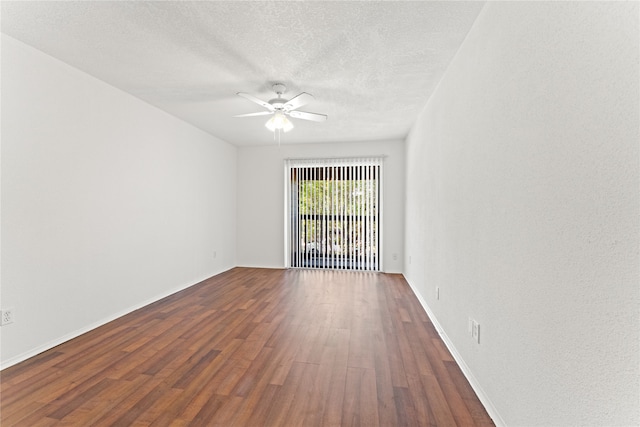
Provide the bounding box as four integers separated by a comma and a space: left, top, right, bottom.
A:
1, 308, 14, 325
471, 320, 480, 343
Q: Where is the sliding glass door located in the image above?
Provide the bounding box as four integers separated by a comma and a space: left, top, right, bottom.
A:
285, 157, 382, 271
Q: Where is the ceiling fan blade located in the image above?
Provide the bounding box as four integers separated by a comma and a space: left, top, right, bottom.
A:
288, 110, 328, 122
237, 92, 274, 110
284, 92, 314, 111
233, 111, 273, 118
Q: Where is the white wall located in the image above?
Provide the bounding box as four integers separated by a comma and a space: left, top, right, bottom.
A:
404, 2, 639, 426
0, 35, 237, 368
237, 140, 404, 273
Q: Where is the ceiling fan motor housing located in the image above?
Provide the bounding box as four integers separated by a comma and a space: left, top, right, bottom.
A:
269, 98, 287, 109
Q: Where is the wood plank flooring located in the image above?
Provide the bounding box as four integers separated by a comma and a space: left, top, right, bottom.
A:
1, 267, 494, 426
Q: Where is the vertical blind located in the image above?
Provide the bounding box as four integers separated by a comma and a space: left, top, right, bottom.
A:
284, 157, 383, 271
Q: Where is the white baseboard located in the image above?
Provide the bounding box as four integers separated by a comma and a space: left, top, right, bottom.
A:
403, 275, 507, 427
0, 268, 231, 370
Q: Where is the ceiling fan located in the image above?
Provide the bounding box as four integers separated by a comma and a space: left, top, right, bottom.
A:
234, 83, 327, 133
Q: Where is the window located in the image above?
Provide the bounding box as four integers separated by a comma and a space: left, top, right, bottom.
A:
285, 157, 383, 271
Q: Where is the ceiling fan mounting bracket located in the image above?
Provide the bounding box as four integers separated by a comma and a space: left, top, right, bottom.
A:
272, 83, 286, 95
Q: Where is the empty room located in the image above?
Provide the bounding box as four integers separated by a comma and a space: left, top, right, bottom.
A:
1, 1, 638, 426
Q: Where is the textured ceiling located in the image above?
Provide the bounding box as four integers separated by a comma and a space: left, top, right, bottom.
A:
1, 1, 485, 146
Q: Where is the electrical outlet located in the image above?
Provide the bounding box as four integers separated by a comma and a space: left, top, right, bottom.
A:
392, 253, 398, 261
436, 287, 440, 300
1, 308, 14, 326
213, 251, 217, 259
471, 319, 480, 343
409, 256, 412, 265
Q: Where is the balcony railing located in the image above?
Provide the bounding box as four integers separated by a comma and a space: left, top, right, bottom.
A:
290, 215, 378, 270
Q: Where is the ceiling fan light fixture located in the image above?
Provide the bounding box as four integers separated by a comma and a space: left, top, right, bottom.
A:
265, 111, 294, 133
236, 85, 325, 138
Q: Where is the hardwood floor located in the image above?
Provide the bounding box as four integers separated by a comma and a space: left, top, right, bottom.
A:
1, 268, 494, 426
